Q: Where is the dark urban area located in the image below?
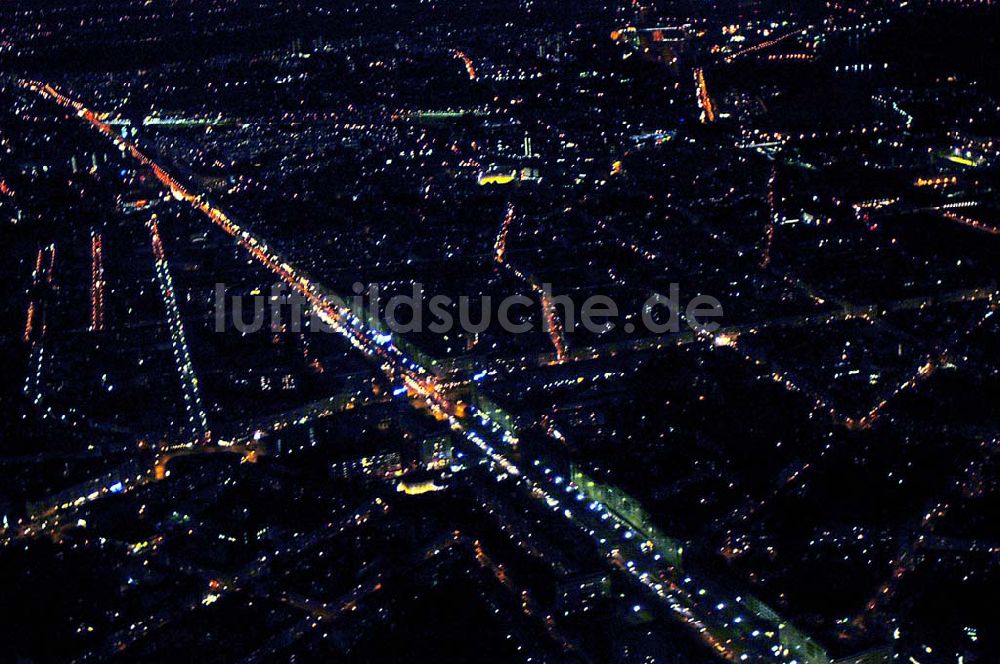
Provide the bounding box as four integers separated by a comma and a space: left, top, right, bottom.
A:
1, 0, 998, 662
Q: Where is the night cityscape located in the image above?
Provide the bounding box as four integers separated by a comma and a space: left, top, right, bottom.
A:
1, 0, 998, 662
